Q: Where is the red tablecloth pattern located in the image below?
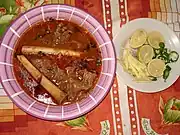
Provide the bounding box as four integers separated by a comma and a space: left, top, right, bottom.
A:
0, 0, 180, 135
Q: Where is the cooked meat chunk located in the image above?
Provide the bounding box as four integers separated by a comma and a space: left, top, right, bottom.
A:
29, 56, 68, 91
66, 67, 96, 90
28, 56, 97, 103
53, 23, 74, 45
65, 67, 97, 102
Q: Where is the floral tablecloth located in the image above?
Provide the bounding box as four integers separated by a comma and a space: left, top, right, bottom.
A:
0, 0, 180, 135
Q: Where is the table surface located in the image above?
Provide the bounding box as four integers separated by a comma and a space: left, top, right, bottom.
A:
0, 0, 180, 135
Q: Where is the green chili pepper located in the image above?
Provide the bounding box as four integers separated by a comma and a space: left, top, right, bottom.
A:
165, 60, 170, 64
159, 48, 164, 54
163, 48, 167, 54
166, 65, 171, 71
163, 52, 169, 58
157, 55, 166, 60
169, 51, 179, 62
159, 42, 165, 48
163, 69, 170, 82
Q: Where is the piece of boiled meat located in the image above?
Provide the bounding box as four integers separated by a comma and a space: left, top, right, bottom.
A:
28, 55, 97, 103
65, 67, 97, 101
28, 56, 69, 92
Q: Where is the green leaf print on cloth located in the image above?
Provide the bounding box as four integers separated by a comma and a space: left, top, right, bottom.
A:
0, 14, 14, 24
100, 120, 110, 135
0, 0, 46, 37
141, 118, 168, 135
0, 23, 10, 36
0, 1, 17, 36
56, 116, 92, 131
65, 116, 86, 127
0, 1, 17, 14
159, 96, 180, 125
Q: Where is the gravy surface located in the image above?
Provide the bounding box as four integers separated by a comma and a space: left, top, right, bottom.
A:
13, 19, 102, 105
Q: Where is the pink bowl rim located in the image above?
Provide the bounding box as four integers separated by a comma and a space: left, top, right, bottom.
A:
0, 4, 116, 121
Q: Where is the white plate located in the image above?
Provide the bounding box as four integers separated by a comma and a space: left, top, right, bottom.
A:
114, 18, 180, 93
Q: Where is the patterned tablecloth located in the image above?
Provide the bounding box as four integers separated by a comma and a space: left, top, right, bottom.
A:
0, 0, 180, 135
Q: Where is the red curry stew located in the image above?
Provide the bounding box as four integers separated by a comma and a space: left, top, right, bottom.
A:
13, 18, 102, 105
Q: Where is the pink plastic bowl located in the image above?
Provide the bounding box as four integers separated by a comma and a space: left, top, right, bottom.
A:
0, 4, 116, 121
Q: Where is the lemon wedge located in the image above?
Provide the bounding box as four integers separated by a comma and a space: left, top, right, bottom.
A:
147, 31, 164, 49
147, 59, 165, 77
138, 45, 154, 64
144, 40, 149, 45
130, 29, 147, 48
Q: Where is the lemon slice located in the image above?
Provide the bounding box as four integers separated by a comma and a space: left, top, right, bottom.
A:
144, 40, 149, 45
130, 29, 147, 48
147, 31, 164, 49
138, 45, 154, 64
147, 59, 165, 77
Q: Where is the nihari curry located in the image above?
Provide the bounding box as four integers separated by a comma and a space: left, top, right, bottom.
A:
13, 18, 102, 105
